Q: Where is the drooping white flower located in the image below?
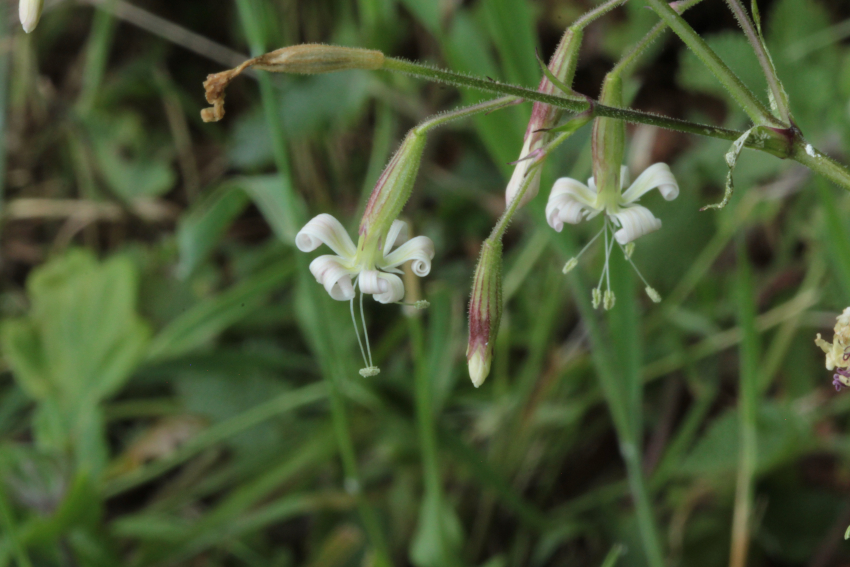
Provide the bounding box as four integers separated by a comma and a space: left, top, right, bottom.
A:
297, 213, 434, 377
548, 163, 679, 309
19, 0, 44, 33
546, 163, 679, 244
296, 213, 434, 305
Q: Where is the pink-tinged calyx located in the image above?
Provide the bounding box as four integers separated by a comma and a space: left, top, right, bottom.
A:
467, 238, 503, 388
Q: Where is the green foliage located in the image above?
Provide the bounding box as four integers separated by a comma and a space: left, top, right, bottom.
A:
3, 0, 850, 566
2, 251, 150, 471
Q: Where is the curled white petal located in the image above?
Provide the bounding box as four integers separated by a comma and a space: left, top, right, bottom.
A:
383, 220, 409, 256
382, 236, 434, 276
19, 0, 43, 33
359, 270, 405, 304
545, 177, 599, 232
620, 163, 679, 204
309, 256, 356, 301
506, 138, 542, 208
295, 214, 357, 258
611, 205, 662, 245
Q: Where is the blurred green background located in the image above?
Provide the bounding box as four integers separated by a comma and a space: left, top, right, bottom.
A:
2, 0, 850, 565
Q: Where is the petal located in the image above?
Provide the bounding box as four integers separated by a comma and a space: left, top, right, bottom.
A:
619, 165, 631, 190
382, 236, 435, 276
295, 214, 357, 258
620, 163, 679, 204
545, 177, 599, 232
610, 205, 662, 245
383, 219, 409, 257
309, 256, 356, 301
505, 138, 542, 208
359, 270, 405, 304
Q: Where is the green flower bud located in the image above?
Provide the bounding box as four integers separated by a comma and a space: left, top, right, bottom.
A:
467, 239, 503, 388
358, 131, 426, 243
591, 74, 626, 210
202, 44, 385, 122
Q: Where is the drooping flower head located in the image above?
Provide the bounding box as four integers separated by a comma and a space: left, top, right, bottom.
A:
815, 307, 850, 391
296, 130, 434, 376
547, 74, 679, 307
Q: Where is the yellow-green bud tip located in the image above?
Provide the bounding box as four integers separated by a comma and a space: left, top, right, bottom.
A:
592, 288, 602, 310
359, 366, 381, 378
468, 351, 491, 388
415, 300, 430, 310
646, 286, 662, 303
603, 290, 616, 311
624, 242, 636, 260
562, 257, 578, 274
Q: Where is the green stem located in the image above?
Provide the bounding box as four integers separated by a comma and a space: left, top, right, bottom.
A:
730, 235, 759, 567
610, 0, 706, 78
622, 443, 666, 567
234, 2, 391, 565
78, 0, 118, 114
414, 96, 519, 135
382, 52, 850, 191
642, 0, 781, 127
723, 0, 791, 123
382, 57, 756, 145
409, 317, 441, 496
790, 141, 850, 192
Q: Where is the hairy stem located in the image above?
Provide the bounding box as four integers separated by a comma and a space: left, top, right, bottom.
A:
610, 0, 706, 78
642, 0, 782, 127
723, 0, 792, 123
382, 57, 761, 147
381, 55, 850, 192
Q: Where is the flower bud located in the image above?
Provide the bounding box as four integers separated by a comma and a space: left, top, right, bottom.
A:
202, 44, 385, 122
358, 131, 426, 241
591, 74, 626, 208
467, 239, 503, 388
506, 30, 582, 208
19, 0, 44, 33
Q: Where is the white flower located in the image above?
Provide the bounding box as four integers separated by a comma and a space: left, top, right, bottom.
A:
546, 163, 679, 245
505, 137, 543, 208
19, 0, 44, 33
296, 213, 434, 304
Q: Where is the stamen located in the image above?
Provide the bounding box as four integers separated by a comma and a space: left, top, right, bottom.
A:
563, 226, 605, 274
350, 297, 370, 369
360, 291, 377, 371
396, 300, 431, 310
595, 224, 610, 295
602, 221, 616, 311
617, 242, 662, 303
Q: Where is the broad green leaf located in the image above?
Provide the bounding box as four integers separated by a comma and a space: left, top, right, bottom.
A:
410, 491, 463, 567
1, 251, 150, 469
680, 402, 811, 477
